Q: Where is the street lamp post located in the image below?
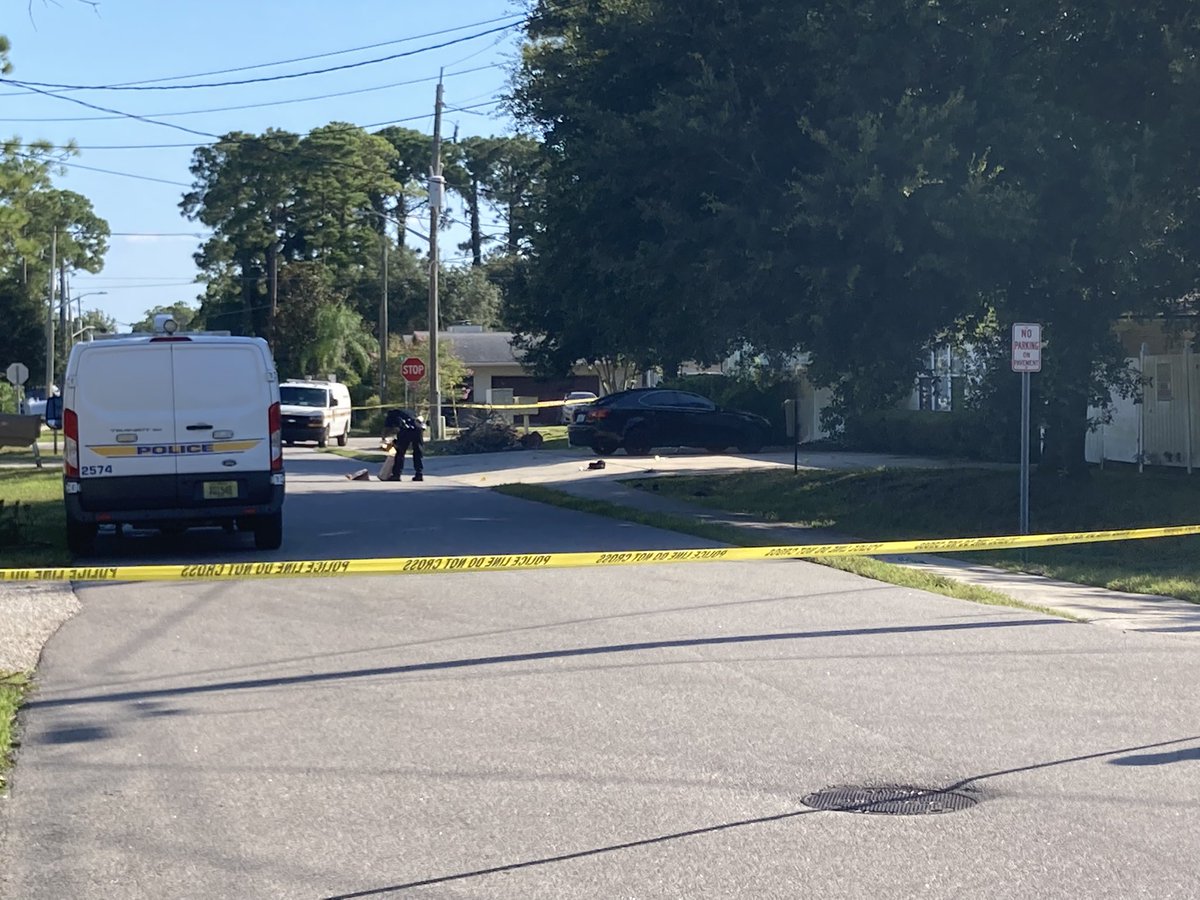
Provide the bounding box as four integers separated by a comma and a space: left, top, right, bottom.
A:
70, 291, 108, 344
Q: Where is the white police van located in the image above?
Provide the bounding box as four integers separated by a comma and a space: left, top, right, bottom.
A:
61, 315, 285, 554
280, 379, 352, 447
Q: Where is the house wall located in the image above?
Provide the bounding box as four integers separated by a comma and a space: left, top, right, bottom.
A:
799, 375, 832, 441
491, 372, 603, 425
1115, 320, 1196, 356
469, 365, 601, 425
1086, 351, 1200, 470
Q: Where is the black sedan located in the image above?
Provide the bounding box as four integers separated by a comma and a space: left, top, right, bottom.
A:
567, 388, 771, 455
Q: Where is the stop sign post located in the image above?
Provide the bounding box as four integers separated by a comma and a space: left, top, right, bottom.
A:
5, 362, 29, 414
401, 357, 426, 383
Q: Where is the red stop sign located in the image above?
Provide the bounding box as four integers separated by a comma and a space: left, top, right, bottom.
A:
401, 357, 426, 382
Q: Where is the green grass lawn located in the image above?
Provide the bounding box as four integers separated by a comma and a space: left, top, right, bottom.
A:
629, 467, 1200, 602
0, 671, 30, 789
0, 469, 69, 568
495, 482, 1074, 619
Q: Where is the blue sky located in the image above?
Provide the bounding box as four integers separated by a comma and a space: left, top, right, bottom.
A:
3, 0, 527, 329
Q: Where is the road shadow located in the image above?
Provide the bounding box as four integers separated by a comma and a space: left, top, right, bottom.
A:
1109, 746, 1200, 766
25, 616, 1061, 710
320, 731, 1200, 898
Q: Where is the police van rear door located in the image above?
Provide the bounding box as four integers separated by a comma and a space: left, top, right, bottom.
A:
171, 341, 274, 506
73, 342, 179, 510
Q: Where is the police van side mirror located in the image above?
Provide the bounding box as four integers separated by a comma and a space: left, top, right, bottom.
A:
44, 395, 63, 429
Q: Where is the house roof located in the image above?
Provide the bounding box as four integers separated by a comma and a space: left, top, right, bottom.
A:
410, 331, 524, 367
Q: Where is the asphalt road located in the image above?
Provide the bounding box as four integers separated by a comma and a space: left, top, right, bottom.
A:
3, 449, 1200, 899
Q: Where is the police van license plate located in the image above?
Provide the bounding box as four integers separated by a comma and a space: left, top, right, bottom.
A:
203, 480, 238, 500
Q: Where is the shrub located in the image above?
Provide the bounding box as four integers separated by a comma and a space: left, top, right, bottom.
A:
354, 393, 385, 435
446, 417, 522, 454
841, 408, 1019, 461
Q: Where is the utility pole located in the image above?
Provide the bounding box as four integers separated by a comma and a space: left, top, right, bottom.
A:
267, 242, 279, 350
59, 260, 69, 371
45, 227, 56, 400
380, 232, 389, 403
428, 71, 445, 439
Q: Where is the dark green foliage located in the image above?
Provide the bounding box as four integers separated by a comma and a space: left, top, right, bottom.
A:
512, 0, 1200, 472
1, 139, 110, 383
657, 374, 794, 444
839, 409, 1020, 462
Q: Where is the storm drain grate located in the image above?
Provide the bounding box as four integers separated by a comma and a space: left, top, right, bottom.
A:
801, 784, 978, 816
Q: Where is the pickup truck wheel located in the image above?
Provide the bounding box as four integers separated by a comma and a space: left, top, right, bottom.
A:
592, 438, 618, 456
66, 520, 96, 556
253, 512, 283, 551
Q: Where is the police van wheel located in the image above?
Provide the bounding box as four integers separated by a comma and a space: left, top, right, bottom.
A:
317, 427, 329, 449
66, 519, 96, 556
253, 512, 283, 551
337, 425, 348, 447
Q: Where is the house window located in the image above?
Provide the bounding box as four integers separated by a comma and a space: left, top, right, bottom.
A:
1156, 361, 1173, 402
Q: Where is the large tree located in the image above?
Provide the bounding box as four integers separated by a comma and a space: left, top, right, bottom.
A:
373, 126, 433, 250
512, 0, 1200, 471
1, 143, 109, 383
271, 263, 374, 384
181, 125, 399, 343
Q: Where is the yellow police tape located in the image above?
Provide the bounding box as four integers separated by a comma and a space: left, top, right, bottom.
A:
2, 523, 1198, 583
351, 398, 590, 413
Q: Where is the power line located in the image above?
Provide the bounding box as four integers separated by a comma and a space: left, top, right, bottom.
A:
0, 16, 515, 97
0, 64, 501, 124
10, 99, 503, 152
446, 101, 504, 118
7, 82, 499, 156
5, 82, 506, 187
1, 21, 523, 92
105, 15, 523, 88
7, 81, 217, 140
74, 282, 205, 290
11, 150, 194, 187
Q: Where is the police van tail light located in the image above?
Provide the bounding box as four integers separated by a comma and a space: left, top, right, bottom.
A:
64, 408, 80, 478
269, 401, 282, 471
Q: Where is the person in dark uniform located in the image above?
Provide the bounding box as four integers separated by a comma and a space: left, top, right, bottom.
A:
382, 408, 425, 481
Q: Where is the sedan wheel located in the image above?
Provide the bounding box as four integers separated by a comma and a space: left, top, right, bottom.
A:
623, 426, 651, 456
737, 434, 764, 454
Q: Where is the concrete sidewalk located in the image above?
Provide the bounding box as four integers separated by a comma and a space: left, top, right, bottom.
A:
533, 465, 1200, 636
